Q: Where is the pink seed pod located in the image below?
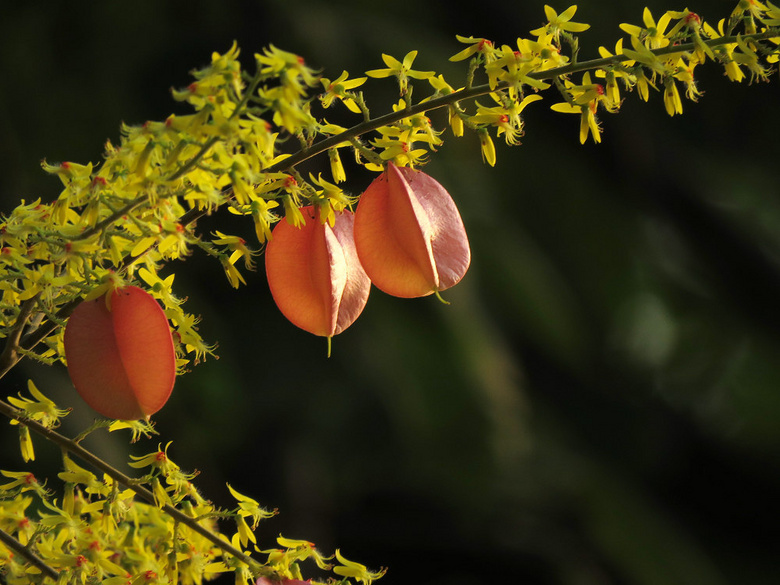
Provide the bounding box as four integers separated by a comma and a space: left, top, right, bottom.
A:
64, 286, 176, 420
353, 162, 470, 298
265, 206, 370, 340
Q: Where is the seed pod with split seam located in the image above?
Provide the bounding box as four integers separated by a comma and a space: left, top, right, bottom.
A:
353, 162, 470, 298
63, 286, 176, 420
265, 206, 370, 346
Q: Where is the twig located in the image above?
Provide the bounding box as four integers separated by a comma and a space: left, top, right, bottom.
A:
0, 294, 41, 376
0, 526, 59, 581
0, 398, 270, 577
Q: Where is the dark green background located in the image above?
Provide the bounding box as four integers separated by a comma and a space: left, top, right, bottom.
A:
2, 1, 780, 584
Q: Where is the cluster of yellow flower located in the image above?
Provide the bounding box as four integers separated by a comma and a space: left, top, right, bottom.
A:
445, 3, 780, 147
1, 2, 779, 583
1, 416, 377, 585
2, 3, 778, 370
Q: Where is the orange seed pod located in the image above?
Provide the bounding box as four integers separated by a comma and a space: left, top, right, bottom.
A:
265, 206, 370, 343
63, 286, 176, 420
353, 162, 470, 298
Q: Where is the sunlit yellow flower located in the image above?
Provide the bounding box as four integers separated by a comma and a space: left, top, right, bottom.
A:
329, 147, 347, 183
333, 549, 386, 584
530, 5, 590, 43
449, 35, 497, 62
550, 99, 601, 144
620, 8, 673, 49
227, 483, 277, 530
7, 380, 70, 429
244, 195, 279, 244
478, 128, 497, 166
663, 78, 683, 115
220, 255, 247, 288
320, 71, 367, 113
0, 470, 45, 496
426, 75, 466, 135
281, 193, 306, 228
212, 231, 257, 270
309, 173, 354, 222
470, 94, 542, 145
366, 50, 434, 94
17, 427, 34, 462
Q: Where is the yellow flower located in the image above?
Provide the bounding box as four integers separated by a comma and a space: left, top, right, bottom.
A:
478, 128, 497, 166
0, 470, 44, 495
128, 442, 179, 476
212, 230, 258, 270
470, 94, 542, 145
580, 101, 601, 143
328, 147, 346, 183
371, 134, 429, 167
249, 196, 280, 243
58, 456, 100, 490
550, 99, 601, 144
620, 8, 673, 49
333, 549, 386, 584
320, 71, 367, 113
226, 483, 276, 529
138, 267, 181, 309
220, 255, 247, 288
17, 427, 34, 462
108, 419, 158, 443
309, 172, 354, 225
7, 380, 70, 429
366, 50, 434, 94
663, 78, 683, 115
281, 193, 306, 228
449, 35, 497, 62
672, 56, 703, 101
530, 5, 590, 42
704, 20, 745, 82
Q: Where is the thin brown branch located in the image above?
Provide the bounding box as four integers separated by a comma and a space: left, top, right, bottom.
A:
0, 293, 41, 377
0, 398, 271, 577
0, 526, 59, 581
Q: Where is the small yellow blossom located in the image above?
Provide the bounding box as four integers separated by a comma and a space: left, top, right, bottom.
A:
620, 8, 674, 49
449, 35, 497, 62
0, 470, 44, 496
478, 128, 497, 166
251, 199, 280, 242
334, 549, 386, 585
7, 380, 70, 429
531, 5, 590, 42
366, 50, 434, 94
663, 78, 684, 115
320, 71, 367, 113
212, 231, 257, 270
17, 427, 34, 462
227, 483, 277, 529
220, 255, 247, 288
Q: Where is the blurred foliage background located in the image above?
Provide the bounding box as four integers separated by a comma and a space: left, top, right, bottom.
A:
2, 1, 780, 584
